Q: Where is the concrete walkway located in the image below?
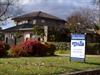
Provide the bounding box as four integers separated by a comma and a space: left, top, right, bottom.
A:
57, 54, 100, 57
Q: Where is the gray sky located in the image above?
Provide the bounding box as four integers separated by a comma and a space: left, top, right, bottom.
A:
2, 0, 98, 29
18, 0, 96, 19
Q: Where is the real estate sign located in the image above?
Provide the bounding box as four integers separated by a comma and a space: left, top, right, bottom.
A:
71, 34, 86, 62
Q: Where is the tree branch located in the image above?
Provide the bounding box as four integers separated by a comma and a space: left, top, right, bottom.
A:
0, 0, 10, 20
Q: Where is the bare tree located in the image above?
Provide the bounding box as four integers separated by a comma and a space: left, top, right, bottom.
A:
0, 0, 24, 21
0, 0, 12, 21
0, 0, 25, 26
92, 0, 100, 5
66, 8, 99, 33
92, 0, 100, 29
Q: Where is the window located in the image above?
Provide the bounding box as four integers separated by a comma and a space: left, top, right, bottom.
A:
33, 20, 37, 24
41, 19, 45, 23
18, 20, 28, 25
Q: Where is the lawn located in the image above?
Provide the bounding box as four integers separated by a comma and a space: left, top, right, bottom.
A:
0, 56, 100, 75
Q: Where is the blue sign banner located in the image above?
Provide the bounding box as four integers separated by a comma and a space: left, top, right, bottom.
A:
71, 34, 85, 40
72, 40, 85, 47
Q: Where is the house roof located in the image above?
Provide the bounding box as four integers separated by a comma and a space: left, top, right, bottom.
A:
3, 23, 33, 31
12, 11, 66, 22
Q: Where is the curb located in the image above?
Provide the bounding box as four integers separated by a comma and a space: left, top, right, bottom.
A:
61, 68, 100, 75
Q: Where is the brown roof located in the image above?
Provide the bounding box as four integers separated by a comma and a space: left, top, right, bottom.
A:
12, 11, 66, 22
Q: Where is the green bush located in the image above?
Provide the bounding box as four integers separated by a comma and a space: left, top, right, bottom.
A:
55, 50, 70, 54
0, 33, 4, 41
45, 43, 56, 55
86, 43, 100, 55
48, 42, 70, 50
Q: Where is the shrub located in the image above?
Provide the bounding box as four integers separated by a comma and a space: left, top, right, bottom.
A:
86, 43, 100, 55
48, 42, 70, 50
45, 43, 56, 55
8, 45, 26, 57
0, 33, 4, 41
9, 40, 56, 57
55, 50, 70, 54
0, 41, 10, 57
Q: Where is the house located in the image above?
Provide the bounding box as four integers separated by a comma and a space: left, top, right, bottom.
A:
1, 11, 66, 45
65, 21, 100, 43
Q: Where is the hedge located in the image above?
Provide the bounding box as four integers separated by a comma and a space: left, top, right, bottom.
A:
48, 42, 70, 50
48, 42, 100, 55
86, 43, 100, 55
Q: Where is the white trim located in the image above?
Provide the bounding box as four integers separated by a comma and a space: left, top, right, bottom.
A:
19, 28, 33, 30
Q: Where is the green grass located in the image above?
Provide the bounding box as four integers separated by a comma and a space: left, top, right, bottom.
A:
55, 50, 70, 54
0, 56, 100, 75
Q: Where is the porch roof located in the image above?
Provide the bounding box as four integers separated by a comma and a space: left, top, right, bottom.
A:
3, 23, 33, 31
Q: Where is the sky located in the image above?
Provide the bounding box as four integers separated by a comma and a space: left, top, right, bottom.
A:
1, 0, 98, 29
18, 0, 96, 18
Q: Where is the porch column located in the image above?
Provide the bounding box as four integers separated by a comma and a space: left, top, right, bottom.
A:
5, 33, 9, 44
44, 26, 48, 42
24, 33, 30, 41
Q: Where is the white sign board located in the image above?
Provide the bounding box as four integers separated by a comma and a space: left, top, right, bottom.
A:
71, 34, 86, 62
71, 40, 85, 58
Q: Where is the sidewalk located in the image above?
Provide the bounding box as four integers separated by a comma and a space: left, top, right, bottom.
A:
57, 54, 100, 57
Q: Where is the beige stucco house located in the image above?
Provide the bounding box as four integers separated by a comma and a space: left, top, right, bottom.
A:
1, 11, 66, 45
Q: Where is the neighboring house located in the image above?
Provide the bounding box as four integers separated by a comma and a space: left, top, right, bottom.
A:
65, 22, 100, 43
1, 11, 66, 45
86, 29, 100, 43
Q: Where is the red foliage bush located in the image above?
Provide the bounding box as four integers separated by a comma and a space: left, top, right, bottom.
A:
0, 41, 10, 57
9, 40, 56, 57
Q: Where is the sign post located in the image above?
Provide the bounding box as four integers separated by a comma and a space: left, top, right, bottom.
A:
70, 33, 86, 62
